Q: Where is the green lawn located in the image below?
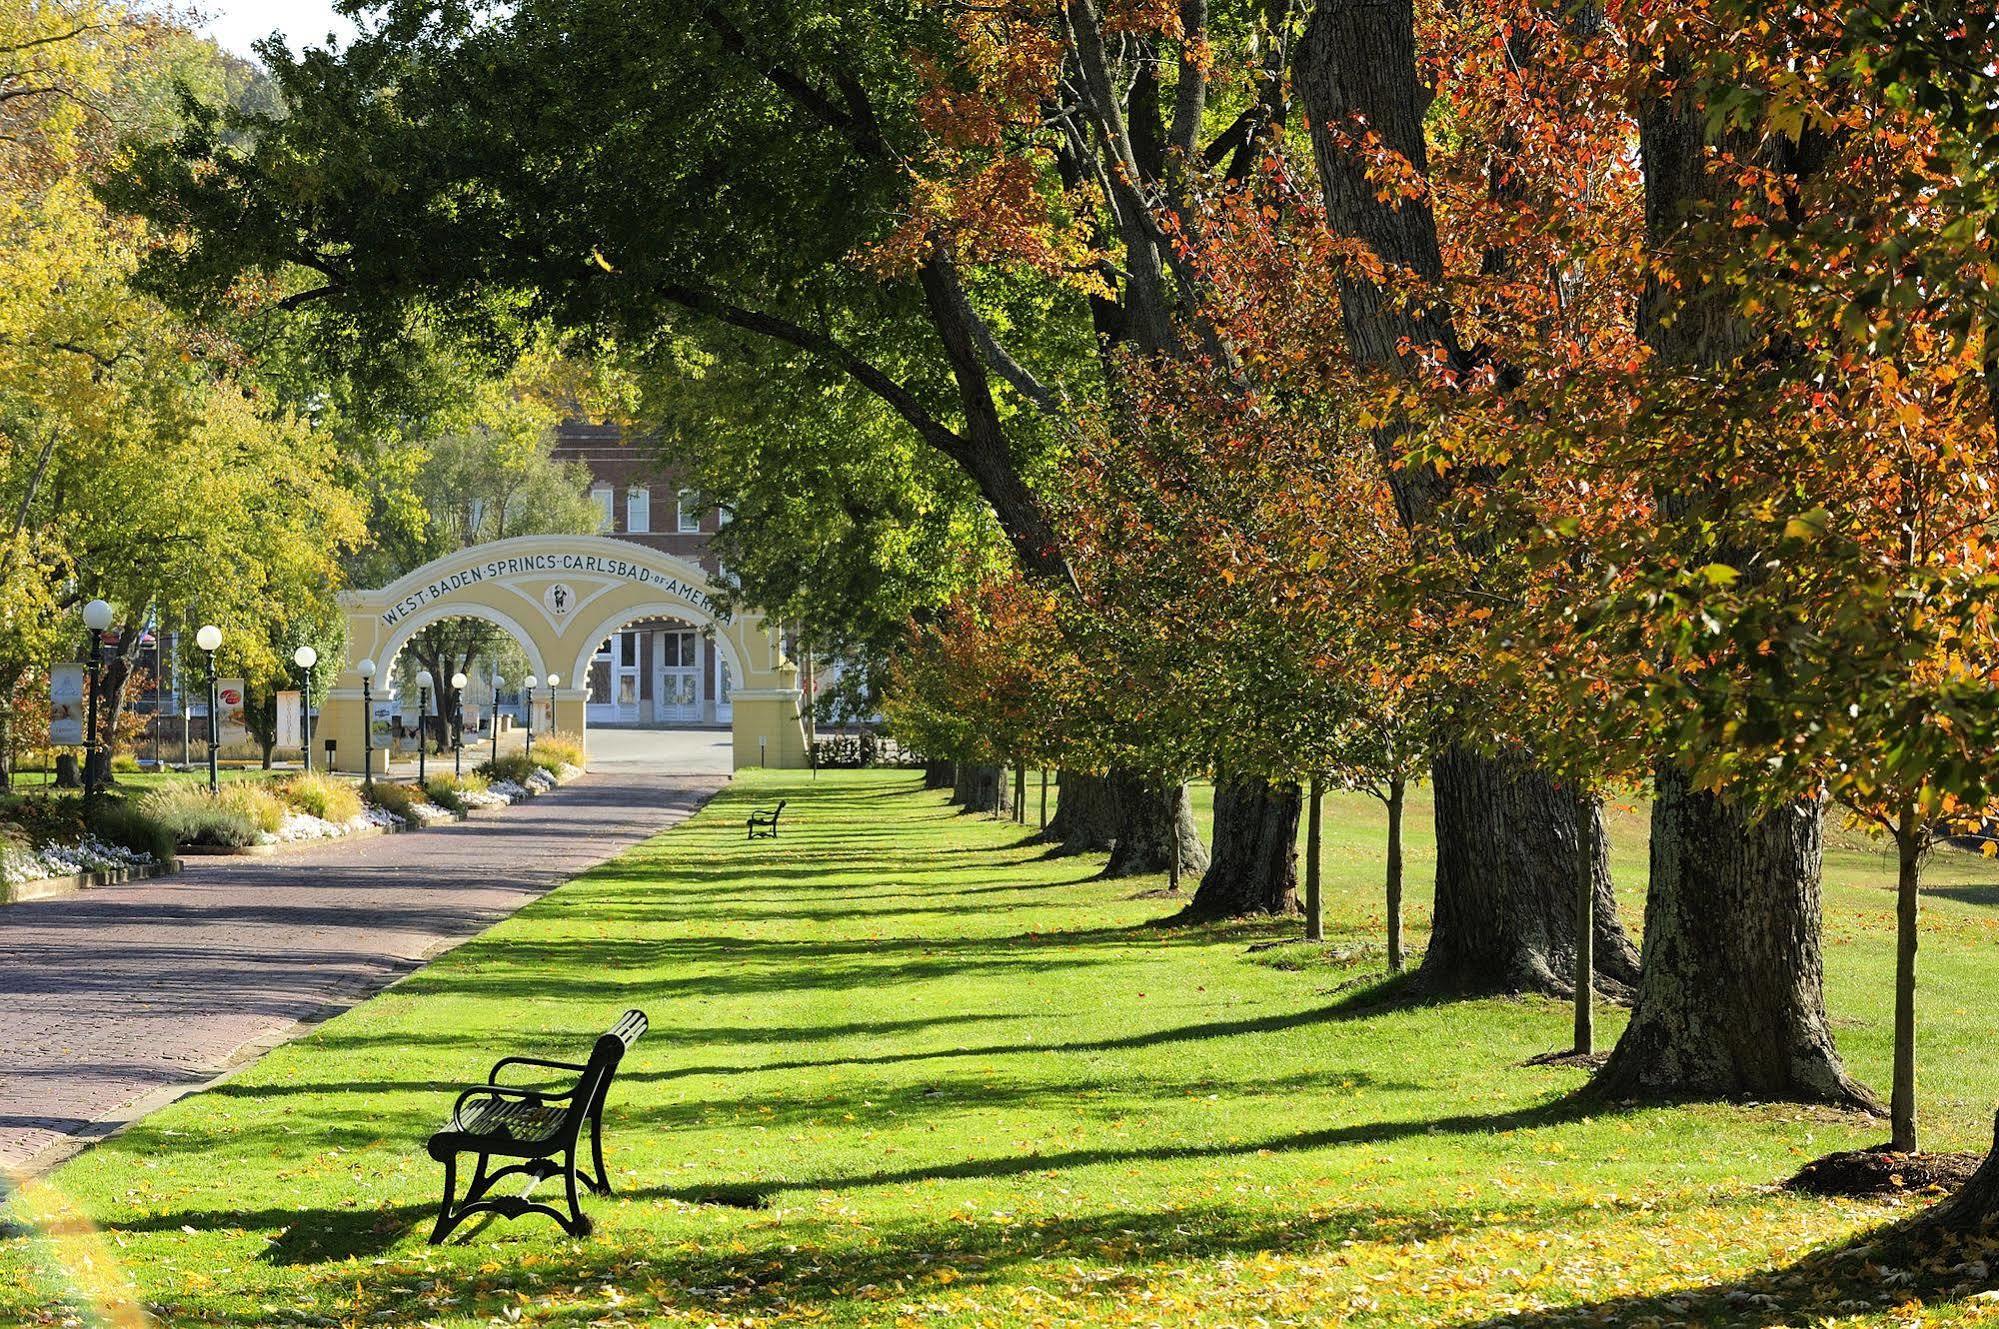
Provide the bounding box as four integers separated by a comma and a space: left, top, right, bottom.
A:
5, 770, 1997, 1328
5, 764, 276, 793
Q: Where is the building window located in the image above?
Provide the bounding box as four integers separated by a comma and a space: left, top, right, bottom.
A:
677, 489, 701, 533
591, 485, 614, 532
627, 486, 650, 533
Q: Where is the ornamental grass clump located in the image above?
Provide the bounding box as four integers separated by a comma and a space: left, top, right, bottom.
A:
423, 773, 494, 815
275, 771, 364, 823
363, 780, 429, 824
138, 786, 263, 848
531, 733, 584, 773
476, 754, 538, 785
422, 778, 468, 815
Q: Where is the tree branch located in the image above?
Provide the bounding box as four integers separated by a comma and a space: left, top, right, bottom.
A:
694, 5, 891, 161
931, 256, 1068, 419
656, 281, 973, 463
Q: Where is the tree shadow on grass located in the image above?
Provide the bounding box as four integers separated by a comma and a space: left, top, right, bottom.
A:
1435, 1203, 1996, 1329
102, 1092, 1626, 1274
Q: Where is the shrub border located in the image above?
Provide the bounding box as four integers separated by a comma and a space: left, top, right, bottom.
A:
2, 769, 579, 896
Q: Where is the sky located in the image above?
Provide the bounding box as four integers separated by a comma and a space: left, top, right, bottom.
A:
199, 0, 358, 59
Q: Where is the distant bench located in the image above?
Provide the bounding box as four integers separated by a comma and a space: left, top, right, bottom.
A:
425, 1009, 647, 1242
747, 800, 786, 840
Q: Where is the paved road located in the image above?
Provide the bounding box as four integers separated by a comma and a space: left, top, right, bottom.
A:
0, 729, 728, 1173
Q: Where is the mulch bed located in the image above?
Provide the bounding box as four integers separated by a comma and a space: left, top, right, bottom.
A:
1785, 1147, 1983, 1198
1521, 1049, 1610, 1069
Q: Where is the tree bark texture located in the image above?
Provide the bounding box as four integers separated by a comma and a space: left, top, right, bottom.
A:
923, 760, 955, 791
1419, 744, 1639, 997
1588, 769, 1879, 1108
1183, 777, 1300, 918
1103, 769, 1208, 878
955, 763, 1009, 814
1044, 771, 1119, 853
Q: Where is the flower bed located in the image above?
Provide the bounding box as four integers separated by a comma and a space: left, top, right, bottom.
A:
2, 835, 155, 887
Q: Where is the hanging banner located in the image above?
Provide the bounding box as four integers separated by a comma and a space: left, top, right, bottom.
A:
369, 699, 397, 750
48, 665, 85, 746
215, 678, 249, 746
276, 690, 302, 748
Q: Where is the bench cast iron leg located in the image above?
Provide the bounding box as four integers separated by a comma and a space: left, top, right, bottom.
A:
588, 1113, 612, 1195
429, 1153, 461, 1245
562, 1147, 593, 1236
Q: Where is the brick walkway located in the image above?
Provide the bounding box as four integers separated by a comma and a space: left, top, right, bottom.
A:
0, 764, 723, 1173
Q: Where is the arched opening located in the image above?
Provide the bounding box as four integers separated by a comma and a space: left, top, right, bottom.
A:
375, 606, 549, 759
569, 605, 748, 731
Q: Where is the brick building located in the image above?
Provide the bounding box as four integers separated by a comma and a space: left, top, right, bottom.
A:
552, 422, 734, 727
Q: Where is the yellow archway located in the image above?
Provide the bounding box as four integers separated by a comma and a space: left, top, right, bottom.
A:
319, 535, 809, 773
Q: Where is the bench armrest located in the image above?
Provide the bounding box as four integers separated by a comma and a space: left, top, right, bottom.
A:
489, 1056, 589, 1084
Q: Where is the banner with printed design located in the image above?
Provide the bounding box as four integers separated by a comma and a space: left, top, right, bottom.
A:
276, 690, 301, 748
48, 665, 85, 745
216, 679, 249, 745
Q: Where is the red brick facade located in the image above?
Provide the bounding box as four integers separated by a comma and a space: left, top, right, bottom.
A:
553, 422, 730, 725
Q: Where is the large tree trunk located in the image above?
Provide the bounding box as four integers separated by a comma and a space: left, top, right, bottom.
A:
1183, 777, 1300, 918
1102, 769, 1207, 878
955, 763, 1008, 814
1420, 744, 1639, 997
923, 759, 955, 790
1587, 769, 1879, 1107
1299, 2, 1640, 995
1581, 40, 1873, 1099
1043, 770, 1118, 853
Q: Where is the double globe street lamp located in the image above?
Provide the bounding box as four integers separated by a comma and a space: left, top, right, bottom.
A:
293, 644, 317, 773
194, 623, 223, 794
81, 598, 114, 799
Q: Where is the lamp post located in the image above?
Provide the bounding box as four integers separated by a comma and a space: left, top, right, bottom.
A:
293, 644, 317, 773
195, 623, 222, 794
81, 599, 113, 798
416, 668, 433, 785
451, 671, 467, 777
490, 674, 504, 767
544, 673, 560, 736
521, 675, 537, 766
357, 658, 376, 789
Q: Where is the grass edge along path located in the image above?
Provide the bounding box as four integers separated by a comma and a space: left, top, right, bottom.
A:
4, 769, 1999, 1328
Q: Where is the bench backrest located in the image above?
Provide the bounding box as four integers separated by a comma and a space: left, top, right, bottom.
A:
578, 1009, 648, 1121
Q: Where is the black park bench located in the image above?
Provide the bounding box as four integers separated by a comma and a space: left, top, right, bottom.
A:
425, 1009, 648, 1242
747, 799, 786, 840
